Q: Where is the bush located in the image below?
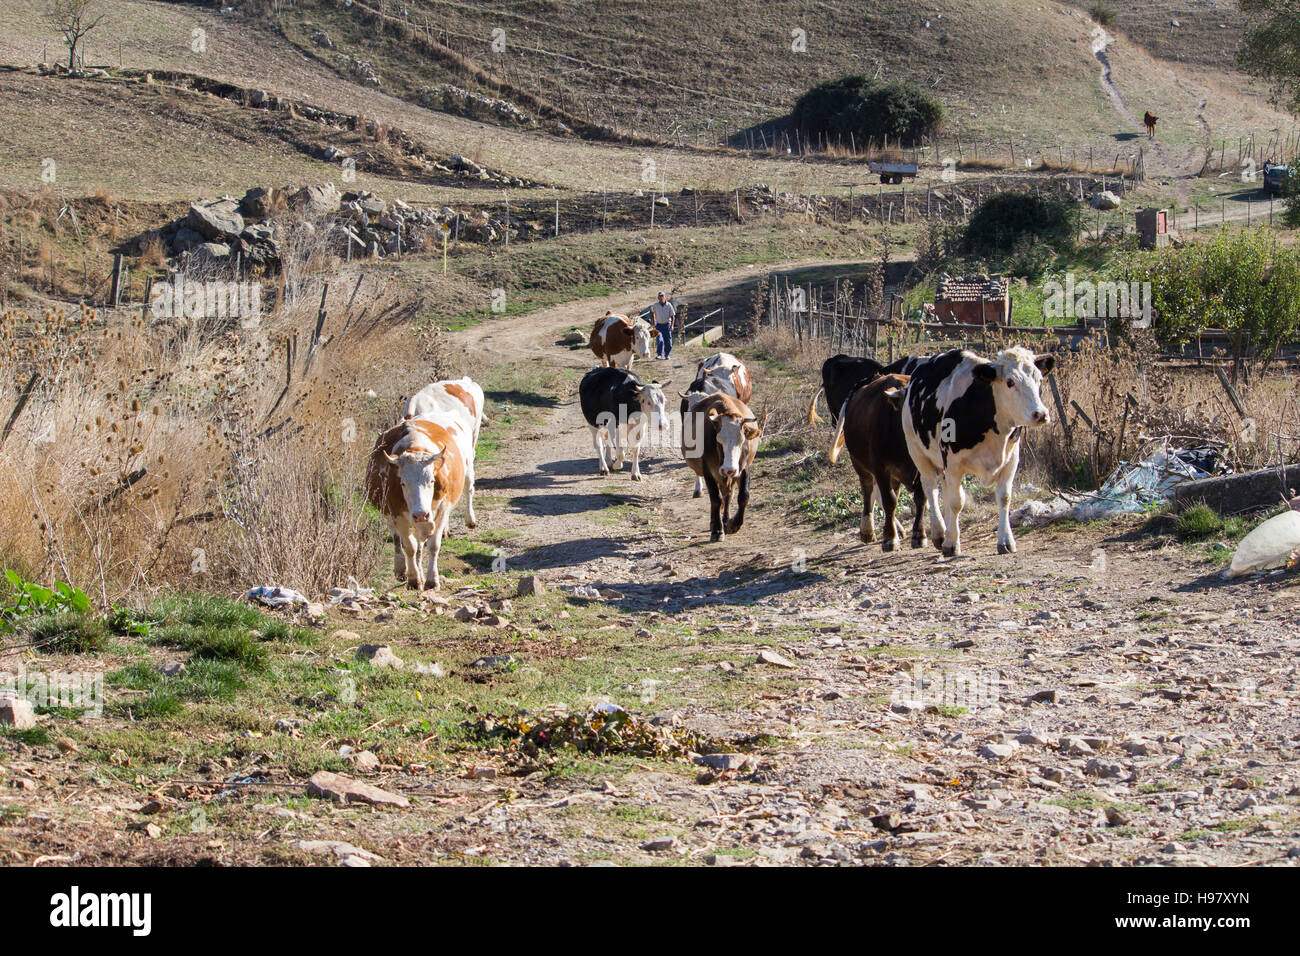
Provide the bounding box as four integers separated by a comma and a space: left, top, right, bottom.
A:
1089, 4, 1116, 27
791, 76, 942, 148
963, 192, 1078, 256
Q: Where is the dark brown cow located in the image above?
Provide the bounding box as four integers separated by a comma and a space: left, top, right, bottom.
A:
681, 392, 761, 542
829, 373, 927, 551
589, 311, 657, 368
1144, 111, 1158, 139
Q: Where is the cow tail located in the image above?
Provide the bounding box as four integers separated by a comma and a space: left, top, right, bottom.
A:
829, 412, 848, 464
807, 387, 824, 426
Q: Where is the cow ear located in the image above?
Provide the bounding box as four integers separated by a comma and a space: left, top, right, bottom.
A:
743, 423, 762, 440
656, 379, 670, 388
973, 363, 998, 382
679, 391, 692, 400
706, 408, 721, 422
1034, 353, 1056, 374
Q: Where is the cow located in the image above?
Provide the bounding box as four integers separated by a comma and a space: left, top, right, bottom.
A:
589, 311, 658, 368
578, 366, 671, 481
403, 376, 484, 528
901, 347, 1055, 557
366, 418, 466, 590
681, 392, 762, 542
808, 353, 920, 426
1144, 111, 1158, 139
829, 373, 927, 551
681, 353, 753, 497
694, 352, 753, 402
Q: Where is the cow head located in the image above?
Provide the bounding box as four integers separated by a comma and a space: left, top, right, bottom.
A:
634, 380, 671, 437
973, 347, 1055, 427
383, 446, 445, 524
708, 408, 761, 478
632, 321, 656, 358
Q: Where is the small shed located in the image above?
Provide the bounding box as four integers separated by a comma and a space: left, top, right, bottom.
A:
933, 273, 1011, 326
1135, 207, 1169, 249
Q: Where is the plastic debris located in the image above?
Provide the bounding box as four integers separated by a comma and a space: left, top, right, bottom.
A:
246, 586, 309, 608
327, 578, 376, 605
1227, 510, 1300, 578
1013, 441, 1231, 527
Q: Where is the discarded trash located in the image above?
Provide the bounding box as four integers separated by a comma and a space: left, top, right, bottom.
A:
328, 578, 376, 605
246, 586, 309, 608
1013, 440, 1231, 526
1227, 510, 1300, 578
572, 585, 601, 599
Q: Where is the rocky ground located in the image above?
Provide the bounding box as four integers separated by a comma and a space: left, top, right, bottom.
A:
2, 266, 1298, 867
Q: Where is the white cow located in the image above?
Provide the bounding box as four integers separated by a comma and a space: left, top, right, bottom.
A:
402, 376, 484, 527
901, 347, 1055, 557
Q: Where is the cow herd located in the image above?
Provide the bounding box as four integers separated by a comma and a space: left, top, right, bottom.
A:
365, 307, 1057, 591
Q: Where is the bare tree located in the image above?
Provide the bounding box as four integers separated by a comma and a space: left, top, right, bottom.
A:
44, 0, 106, 72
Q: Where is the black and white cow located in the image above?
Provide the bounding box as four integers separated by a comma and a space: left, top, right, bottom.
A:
579, 366, 670, 481
809, 353, 921, 425
901, 347, 1055, 557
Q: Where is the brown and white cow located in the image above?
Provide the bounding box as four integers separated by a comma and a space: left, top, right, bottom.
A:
694, 352, 753, 403
681, 392, 762, 541
403, 376, 484, 528
366, 419, 466, 590
829, 373, 927, 551
589, 311, 657, 368
681, 353, 754, 497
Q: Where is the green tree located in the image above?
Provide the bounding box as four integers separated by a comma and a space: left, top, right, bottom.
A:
791, 76, 942, 148
1239, 1, 1300, 114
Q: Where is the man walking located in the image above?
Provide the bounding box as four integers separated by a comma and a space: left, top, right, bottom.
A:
650, 291, 676, 359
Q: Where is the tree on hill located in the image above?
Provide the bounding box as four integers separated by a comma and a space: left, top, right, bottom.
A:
44, 0, 107, 72
790, 76, 942, 149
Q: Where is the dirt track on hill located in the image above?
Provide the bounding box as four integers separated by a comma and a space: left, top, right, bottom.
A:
438, 261, 1300, 866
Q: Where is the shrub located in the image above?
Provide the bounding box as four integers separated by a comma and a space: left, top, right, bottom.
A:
963, 191, 1078, 256
791, 76, 943, 147
1089, 4, 1116, 28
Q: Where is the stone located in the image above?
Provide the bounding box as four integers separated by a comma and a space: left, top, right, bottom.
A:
1104, 806, 1131, 826
290, 182, 341, 215
296, 840, 383, 863
352, 750, 380, 774
640, 836, 677, 852
1091, 190, 1122, 210
158, 662, 186, 677
187, 198, 244, 241
332, 629, 361, 643
306, 770, 409, 808
239, 186, 284, 220
0, 697, 36, 730
356, 644, 403, 669
1084, 758, 1125, 779
979, 743, 1017, 760
1028, 689, 1060, 704
693, 753, 753, 772
757, 649, 795, 669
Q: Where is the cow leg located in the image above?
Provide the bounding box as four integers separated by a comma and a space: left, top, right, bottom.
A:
426, 506, 449, 590
725, 469, 750, 535
391, 532, 405, 580
611, 423, 626, 470
463, 457, 478, 529
629, 419, 644, 481
915, 458, 947, 548
693, 476, 705, 498
590, 425, 610, 475
908, 473, 928, 549
853, 464, 876, 543
703, 471, 725, 542
994, 442, 1021, 554
878, 475, 901, 551
941, 475, 967, 558
402, 532, 423, 589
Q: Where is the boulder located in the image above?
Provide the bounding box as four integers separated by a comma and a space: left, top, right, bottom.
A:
187, 198, 244, 242
1090, 190, 1122, 210
0, 697, 36, 730
238, 186, 285, 220
290, 182, 341, 216
306, 771, 409, 808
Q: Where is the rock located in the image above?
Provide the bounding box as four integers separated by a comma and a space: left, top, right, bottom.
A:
355, 644, 403, 669
1091, 190, 1122, 210
0, 697, 36, 730
1028, 689, 1060, 704
332, 629, 361, 643
189, 242, 231, 266
1085, 758, 1125, 779
1016, 731, 1051, 747
693, 753, 753, 772
352, 750, 380, 774
412, 662, 446, 677
561, 330, 586, 346
290, 182, 341, 215
187, 198, 244, 241
891, 700, 923, 715
870, 812, 901, 831
1104, 806, 1131, 826
306, 770, 409, 808
239, 186, 285, 220
757, 649, 795, 669
1060, 736, 1095, 756
634, 628, 652, 639
979, 743, 1017, 760
467, 766, 497, 780
470, 654, 520, 672
158, 662, 186, 677
640, 836, 677, 852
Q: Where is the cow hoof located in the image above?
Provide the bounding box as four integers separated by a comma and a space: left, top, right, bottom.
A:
997, 541, 1016, 555
882, 538, 898, 552
941, 545, 959, 558
599, 468, 609, 476
692, 488, 702, 498
911, 537, 928, 550
631, 473, 642, 482
710, 531, 724, 543
724, 520, 742, 535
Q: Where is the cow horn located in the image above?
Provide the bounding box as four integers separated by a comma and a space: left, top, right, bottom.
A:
383, 450, 400, 465
807, 386, 825, 426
